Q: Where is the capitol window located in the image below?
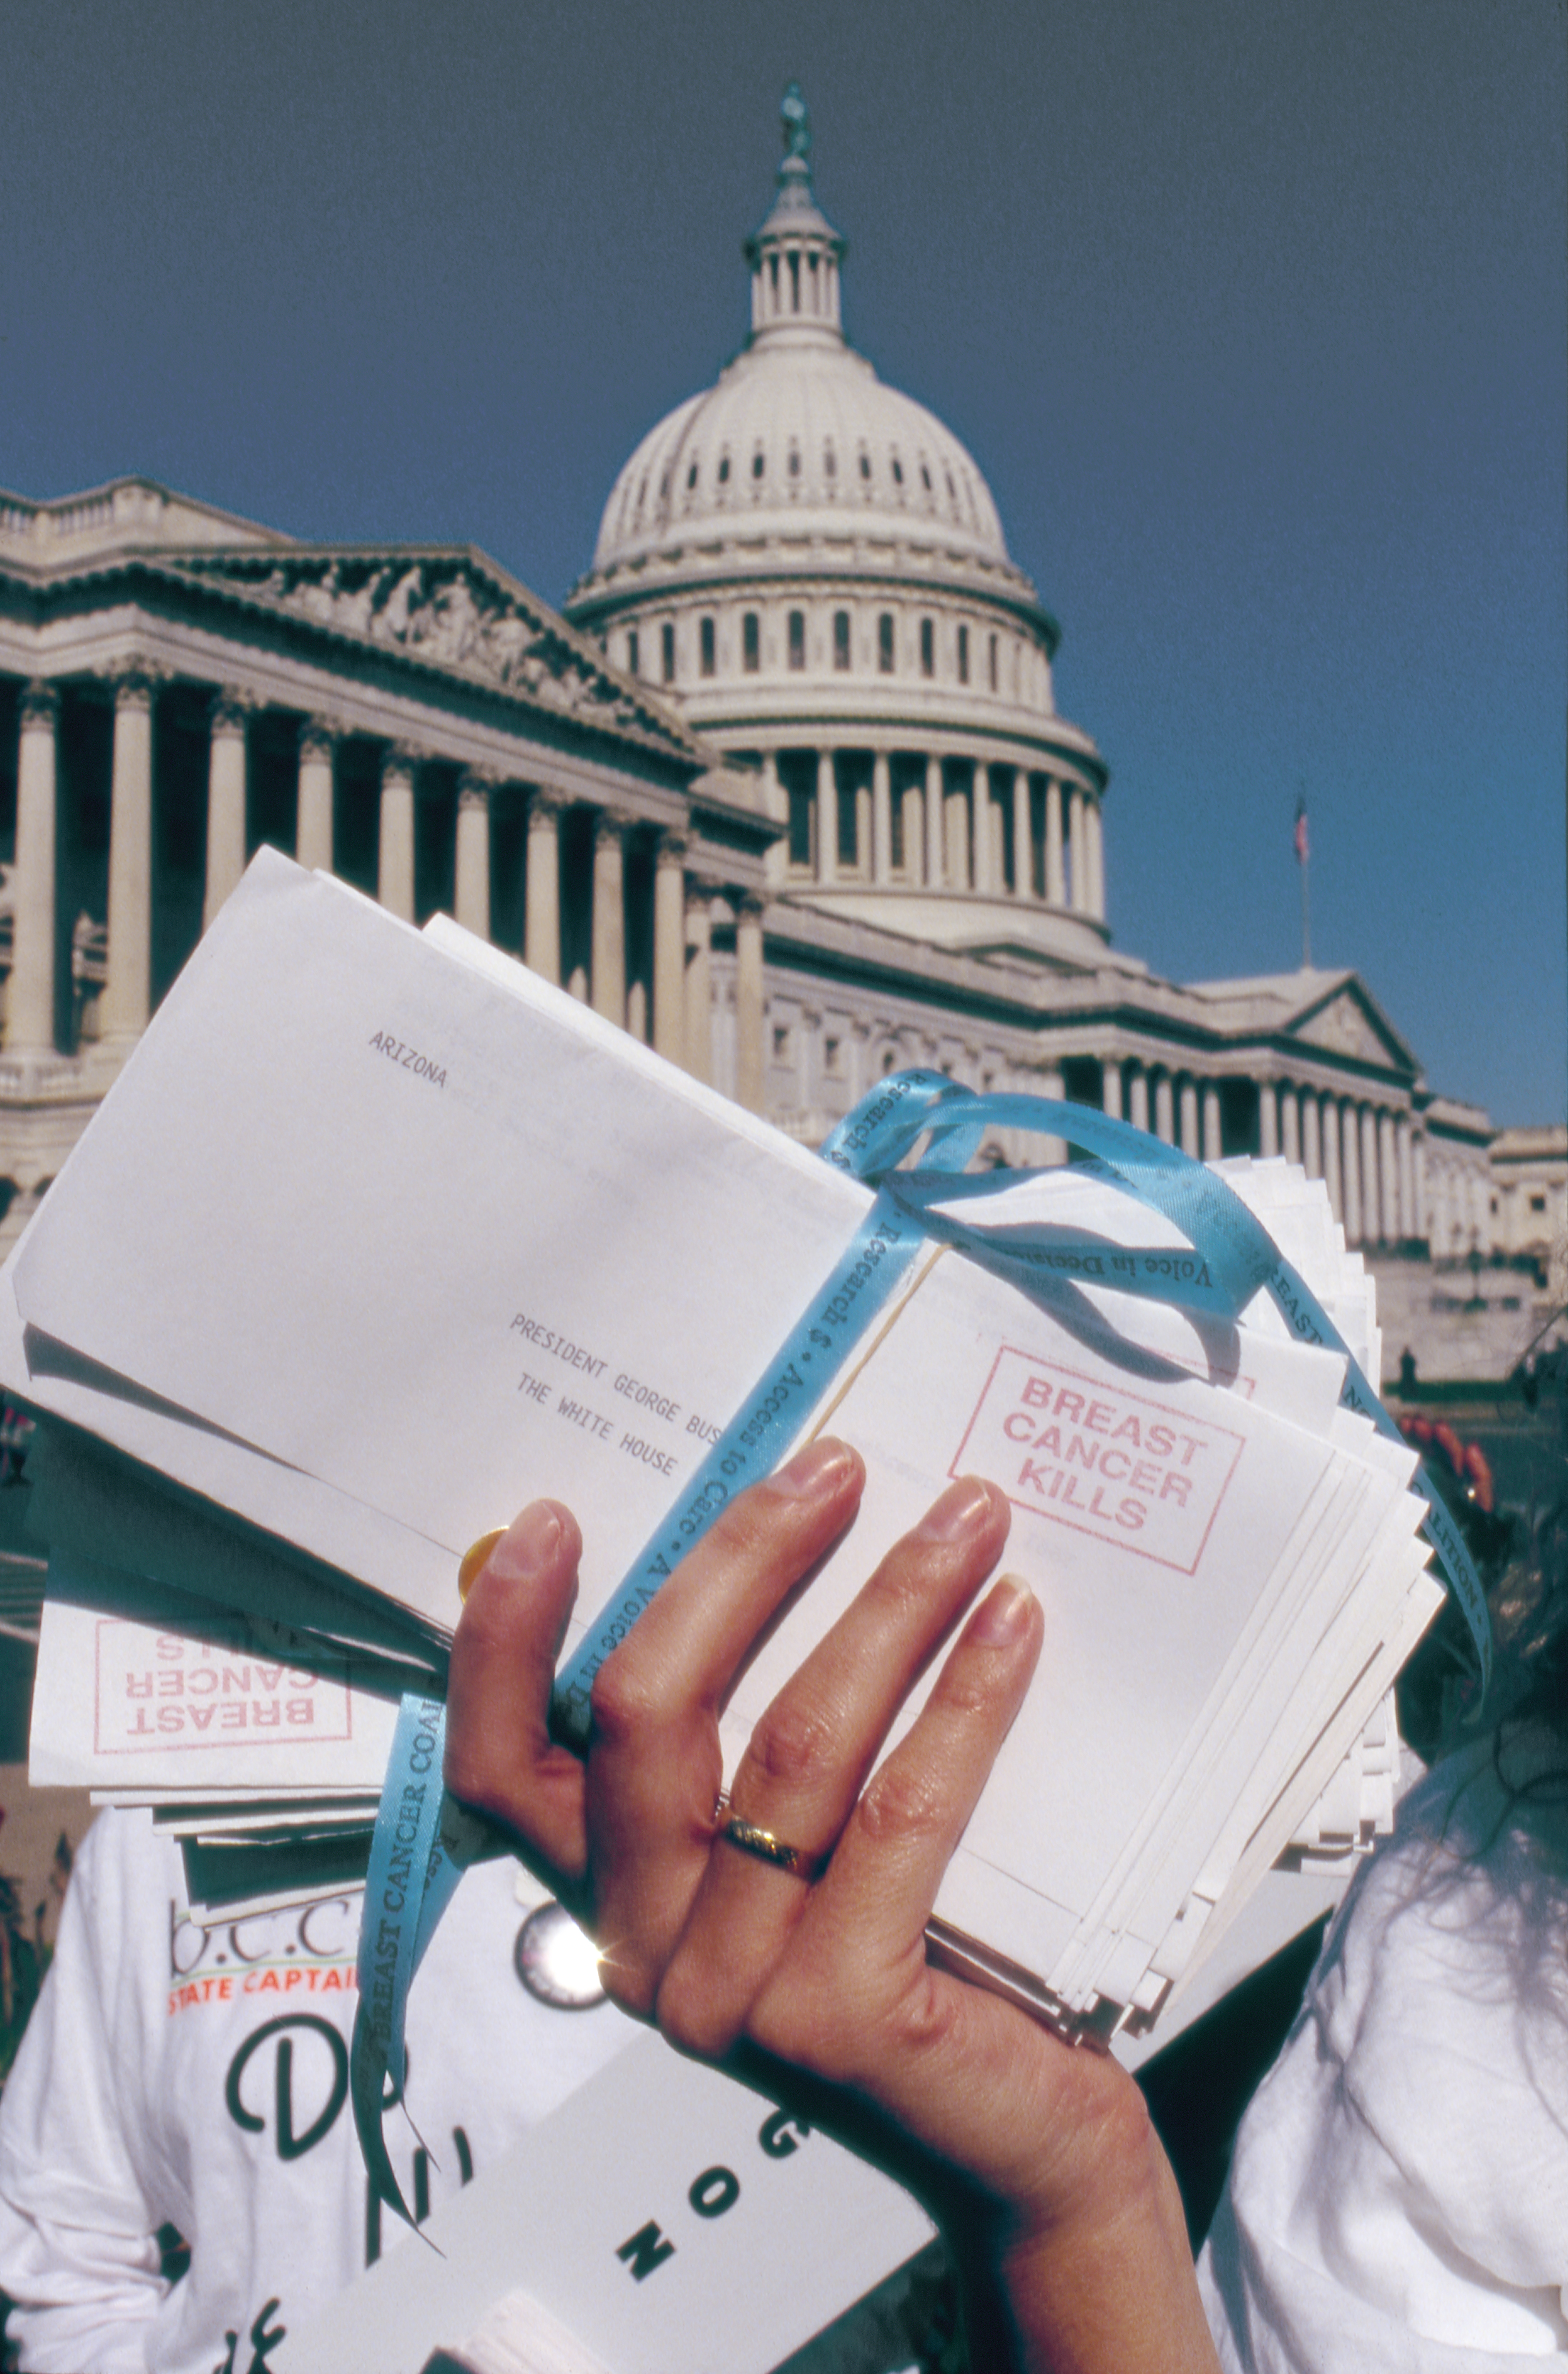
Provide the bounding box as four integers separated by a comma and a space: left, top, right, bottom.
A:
989, 632, 999, 692
833, 611, 851, 670
823, 446, 836, 479
859, 451, 872, 481
891, 456, 904, 485
661, 623, 675, 684
717, 455, 731, 484
957, 625, 970, 685
788, 447, 800, 477
752, 450, 766, 479
627, 629, 640, 676
743, 612, 760, 672
687, 461, 699, 490
920, 464, 932, 491
920, 619, 934, 678
788, 611, 806, 670
700, 617, 715, 677
878, 613, 895, 673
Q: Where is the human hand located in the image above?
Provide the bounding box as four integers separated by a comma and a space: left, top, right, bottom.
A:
445, 1440, 1217, 2374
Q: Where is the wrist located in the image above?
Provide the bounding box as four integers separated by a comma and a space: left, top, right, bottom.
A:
993, 2111, 1219, 2374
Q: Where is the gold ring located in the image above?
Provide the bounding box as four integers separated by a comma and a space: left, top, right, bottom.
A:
458, 1529, 507, 1602
716, 1807, 827, 1883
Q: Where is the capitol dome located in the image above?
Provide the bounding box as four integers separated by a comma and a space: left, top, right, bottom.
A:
567, 87, 1109, 972
591, 308, 1011, 577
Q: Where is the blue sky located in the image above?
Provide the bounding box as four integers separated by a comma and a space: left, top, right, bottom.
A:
3, 0, 1562, 1121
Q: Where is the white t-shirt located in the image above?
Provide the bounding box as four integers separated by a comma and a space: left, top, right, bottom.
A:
1200, 1733, 1568, 2369
0, 1809, 635, 2374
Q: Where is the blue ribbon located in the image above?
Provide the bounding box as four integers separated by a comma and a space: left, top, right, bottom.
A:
351, 1696, 488, 2225
350, 1071, 1490, 2204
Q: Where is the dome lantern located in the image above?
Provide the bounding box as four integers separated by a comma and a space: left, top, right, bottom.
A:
743, 84, 846, 346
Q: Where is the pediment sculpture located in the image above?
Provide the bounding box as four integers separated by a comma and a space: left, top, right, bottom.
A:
172, 552, 675, 742
1293, 987, 1399, 1068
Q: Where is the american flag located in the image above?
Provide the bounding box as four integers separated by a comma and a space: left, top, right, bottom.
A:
1294, 798, 1309, 864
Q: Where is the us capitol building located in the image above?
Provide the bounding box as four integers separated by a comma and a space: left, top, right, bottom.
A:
0, 91, 1558, 1358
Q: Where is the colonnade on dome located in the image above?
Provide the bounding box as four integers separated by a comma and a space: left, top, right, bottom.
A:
758, 746, 1102, 916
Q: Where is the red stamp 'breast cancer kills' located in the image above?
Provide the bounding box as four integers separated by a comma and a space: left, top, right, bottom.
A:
93, 1622, 355, 1752
951, 1348, 1245, 1575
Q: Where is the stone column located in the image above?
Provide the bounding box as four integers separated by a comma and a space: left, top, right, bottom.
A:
652, 831, 687, 1063
1413, 1126, 1431, 1245
944, 772, 970, 890
1259, 1081, 1279, 1158
815, 751, 837, 885
1068, 787, 1087, 913
973, 763, 993, 892
296, 719, 336, 875
1379, 1110, 1399, 1243
1154, 1073, 1175, 1145
1281, 1086, 1301, 1166
203, 689, 254, 930
100, 670, 158, 1043
1179, 1079, 1200, 1158
1086, 797, 1105, 919
1361, 1106, 1382, 1244
5, 682, 59, 1054
1398, 1116, 1416, 1244
1039, 1065, 1067, 1166
454, 771, 493, 941
871, 751, 892, 885
590, 812, 627, 1026
378, 746, 417, 922
684, 888, 713, 1085
1320, 1097, 1341, 1221
1045, 778, 1066, 906
1102, 1060, 1124, 1121
1202, 1082, 1222, 1162
1128, 1068, 1150, 1133
761, 753, 786, 890
1298, 1090, 1317, 1177
1011, 772, 1032, 899
923, 756, 942, 887
524, 789, 564, 985
735, 893, 765, 1115
1341, 1103, 1363, 1244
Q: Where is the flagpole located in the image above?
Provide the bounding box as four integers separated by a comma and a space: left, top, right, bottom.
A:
1301, 847, 1310, 969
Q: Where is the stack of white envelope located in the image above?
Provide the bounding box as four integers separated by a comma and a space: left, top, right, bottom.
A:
5, 849, 1443, 2044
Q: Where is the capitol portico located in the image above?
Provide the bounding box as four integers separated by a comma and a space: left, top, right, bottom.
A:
0, 479, 778, 1249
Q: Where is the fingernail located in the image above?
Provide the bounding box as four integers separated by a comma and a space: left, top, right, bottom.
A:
919, 1477, 997, 1541
969, 1576, 1035, 1646
487, 1501, 564, 1583
457, 1528, 506, 1601
771, 1438, 857, 1498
